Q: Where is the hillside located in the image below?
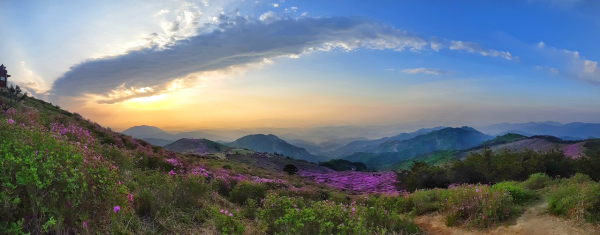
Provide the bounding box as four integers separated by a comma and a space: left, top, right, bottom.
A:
164, 138, 232, 154
3, 96, 600, 234
392, 134, 592, 170
331, 127, 446, 157
478, 121, 600, 139
141, 138, 173, 146
226, 134, 330, 162
344, 127, 493, 168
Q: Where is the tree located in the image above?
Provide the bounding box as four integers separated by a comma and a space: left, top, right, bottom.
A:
0, 85, 27, 112
283, 164, 298, 175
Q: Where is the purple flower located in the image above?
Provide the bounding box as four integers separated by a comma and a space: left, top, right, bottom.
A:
113, 206, 120, 213
169, 170, 175, 176
83, 221, 87, 228
229, 213, 233, 217
220, 209, 224, 213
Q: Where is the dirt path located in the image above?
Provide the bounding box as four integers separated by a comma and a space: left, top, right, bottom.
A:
415, 202, 600, 235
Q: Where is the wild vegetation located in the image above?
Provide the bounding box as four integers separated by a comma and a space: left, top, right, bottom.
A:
1, 95, 600, 234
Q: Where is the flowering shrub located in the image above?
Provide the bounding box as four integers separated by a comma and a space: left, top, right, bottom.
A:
212, 207, 244, 235
0, 109, 128, 234
299, 171, 397, 193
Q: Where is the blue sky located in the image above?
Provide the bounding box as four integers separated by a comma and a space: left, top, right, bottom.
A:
1, 0, 599, 130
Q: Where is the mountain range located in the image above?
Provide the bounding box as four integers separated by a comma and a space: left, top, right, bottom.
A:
343, 127, 493, 169
225, 134, 330, 163
121, 121, 600, 168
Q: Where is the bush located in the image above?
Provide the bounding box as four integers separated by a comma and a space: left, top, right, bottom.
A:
283, 164, 299, 175
396, 161, 449, 191
548, 174, 600, 222
258, 194, 419, 234
0, 118, 127, 234
521, 173, 552, 190
229, 181, 268, 205
212, 208, 244, 235
242, 198, 259, 220
491, 181, 537, 204
443, 184, 513, 228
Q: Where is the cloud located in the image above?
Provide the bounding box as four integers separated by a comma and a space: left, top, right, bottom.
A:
450, 41, 515, 60
272, 3, 279, 7
535, 42, 600, 85
402, 68, 453, 75
259, 11, 280, 23
50, 14, 516, 104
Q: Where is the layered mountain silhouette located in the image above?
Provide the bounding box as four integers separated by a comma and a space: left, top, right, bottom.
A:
225, 134, 330, 163
478, 122, 600, 139
331, 127, 446, 157
164, 138, 231, 154
392, 133, 592, 170
343, 127, 493, 168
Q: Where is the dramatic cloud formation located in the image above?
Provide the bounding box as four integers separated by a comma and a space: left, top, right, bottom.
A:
402, 68, 453, 75
50, 14, 516, 104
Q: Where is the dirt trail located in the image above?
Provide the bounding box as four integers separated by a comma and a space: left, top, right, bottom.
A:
415, 202, 600, 235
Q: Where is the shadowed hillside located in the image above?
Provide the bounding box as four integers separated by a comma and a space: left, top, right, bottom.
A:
226, 134, 330, 163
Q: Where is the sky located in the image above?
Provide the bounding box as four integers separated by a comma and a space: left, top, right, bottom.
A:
1, 0, 600, 132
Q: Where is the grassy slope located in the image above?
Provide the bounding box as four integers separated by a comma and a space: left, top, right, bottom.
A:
2, 97, 598, 234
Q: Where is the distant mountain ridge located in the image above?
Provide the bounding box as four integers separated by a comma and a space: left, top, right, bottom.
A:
478, 122, 600, 139
226, 134, 330, 163
331, 127, 447, 157
392, 133, 594, 170
344, 127, 493, 168
164, 138, 231, 154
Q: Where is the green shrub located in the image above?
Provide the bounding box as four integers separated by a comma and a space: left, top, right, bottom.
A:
548, 174, 600, 222
259, 194, 418, 234
242, 198, 259, 220
521, 173, 552, 190
212, 208, 244, 235
175, 175, 209, 208
0, 120, 127, 233
229, 181, 268, 205
491, 181, 537, 204
443, 184, 513, 228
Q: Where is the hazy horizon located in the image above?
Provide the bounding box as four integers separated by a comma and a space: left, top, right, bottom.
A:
2, 0, 600, 131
